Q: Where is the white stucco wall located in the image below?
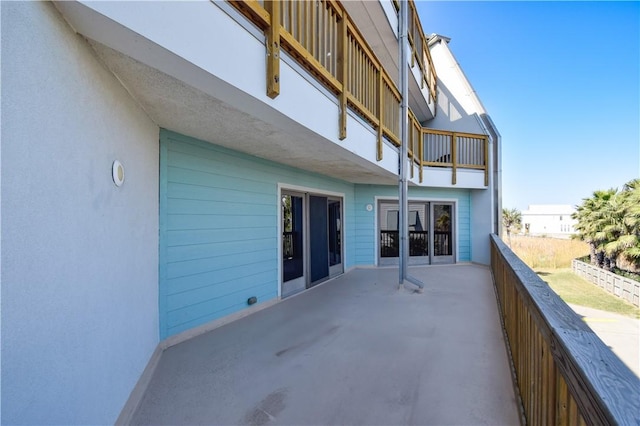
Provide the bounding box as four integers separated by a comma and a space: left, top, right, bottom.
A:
1, 2, 159, 424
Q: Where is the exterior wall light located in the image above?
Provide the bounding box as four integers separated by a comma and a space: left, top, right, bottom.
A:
112, 160, 125, 187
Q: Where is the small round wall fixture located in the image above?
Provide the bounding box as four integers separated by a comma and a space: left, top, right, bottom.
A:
112, 160, 125, 187
366, 204, 373, 212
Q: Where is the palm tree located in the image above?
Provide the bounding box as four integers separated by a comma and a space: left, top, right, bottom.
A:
502, 208, 521, 247
573, 181, 640, 273
604, 179, 640, 271
573, 188, 616, 268
596, 193, 624, 270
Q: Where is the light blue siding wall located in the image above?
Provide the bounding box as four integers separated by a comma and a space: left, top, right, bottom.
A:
354, 185, 472, 265
159, 130, 355, 338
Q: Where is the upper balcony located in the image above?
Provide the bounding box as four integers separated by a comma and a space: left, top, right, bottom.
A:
229, 0, 489, 189
55, 0, 489, 190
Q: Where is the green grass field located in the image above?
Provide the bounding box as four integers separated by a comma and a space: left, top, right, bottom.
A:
536, 268, 640, 319
508, 235, 640, 319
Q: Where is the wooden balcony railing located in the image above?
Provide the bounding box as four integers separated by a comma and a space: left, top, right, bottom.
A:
228, 1, 488, 187
422, 128, 489, 186
490, 234, 640, 425
229, 0, 404, 153
393, 0, 437, 102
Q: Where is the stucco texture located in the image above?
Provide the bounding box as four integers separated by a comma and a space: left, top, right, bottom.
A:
1, 2, 159, 424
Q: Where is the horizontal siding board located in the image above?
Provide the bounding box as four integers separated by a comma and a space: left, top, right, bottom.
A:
167, 136, 359, 189
167, 249, 276, 280
167, 156, 282, 188
167, 166, 276, 195
167, 269, 276, 312
166, 213, 276, 231
166, 198, 272, 215
166, 227, 274, 247
165, 256, 276, 296
167, 182, 274, 204
166, 140, 294, 180
167, 281, 277, 329
167, 238, 276, 262
166, 287, 277, 337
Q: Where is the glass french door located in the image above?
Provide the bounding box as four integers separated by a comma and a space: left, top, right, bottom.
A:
282, 191, 343, 297
431, 203, 454, 264
282, 192, 306, 297
379, 201, 454, 265
379, 201, 429, 265
328, 199, 343, 277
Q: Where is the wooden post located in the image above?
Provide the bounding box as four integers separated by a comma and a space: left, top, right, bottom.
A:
451, 133, 457, 185
266, 1, 281, 99
409, 123, 414, 179
337, 16, 348, 140
419, 128, 423, 183
377, 72, 383, 161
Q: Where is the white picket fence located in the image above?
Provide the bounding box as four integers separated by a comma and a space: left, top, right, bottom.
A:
572, 259, 640, 308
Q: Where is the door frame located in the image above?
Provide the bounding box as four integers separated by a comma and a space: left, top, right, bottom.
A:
327, 197, 344, 278
277, 184, 345, 298
374, 196, 458, 266
280, 190, 307, 298
430, 202, 456, 265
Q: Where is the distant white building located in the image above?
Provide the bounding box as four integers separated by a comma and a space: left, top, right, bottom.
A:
521, 205, 577, 238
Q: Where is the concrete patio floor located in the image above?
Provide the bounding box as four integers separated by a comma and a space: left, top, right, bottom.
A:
131, 264, 521, 425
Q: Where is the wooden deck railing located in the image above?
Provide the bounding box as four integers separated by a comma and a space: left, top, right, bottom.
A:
229, 0, 405, 150
228, 1, 488, 186
490, 234, 640, 425
423, 129, 489, 185
393, 0, 437, 102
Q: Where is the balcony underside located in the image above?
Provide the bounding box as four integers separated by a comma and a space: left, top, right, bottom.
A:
55, 0, 403, 186
130, 265, 520, 425
86, 41, 400, 186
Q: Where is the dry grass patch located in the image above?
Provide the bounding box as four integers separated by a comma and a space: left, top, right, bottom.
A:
508, 235, 589, 269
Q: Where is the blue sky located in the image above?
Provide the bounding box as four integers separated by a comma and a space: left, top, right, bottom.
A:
416, 1, 640, 211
